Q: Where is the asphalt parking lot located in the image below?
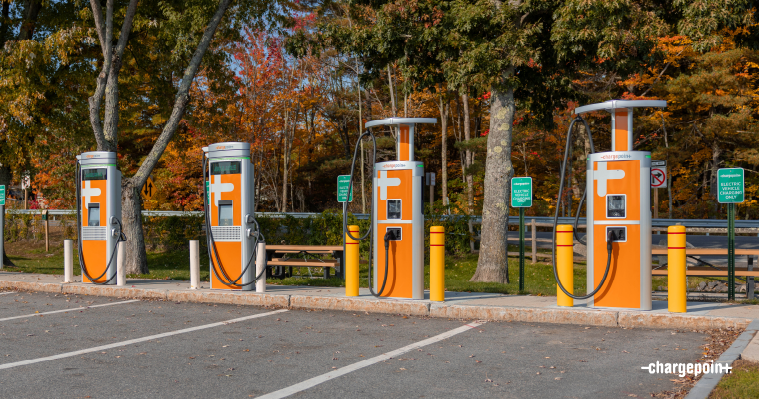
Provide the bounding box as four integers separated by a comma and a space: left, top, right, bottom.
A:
0, 290, 709, 398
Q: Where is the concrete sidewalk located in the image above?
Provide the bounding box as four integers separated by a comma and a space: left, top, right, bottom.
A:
1, 271, 756, 330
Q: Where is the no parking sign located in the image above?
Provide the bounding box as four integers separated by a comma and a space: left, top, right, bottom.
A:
650, 161, 667, 188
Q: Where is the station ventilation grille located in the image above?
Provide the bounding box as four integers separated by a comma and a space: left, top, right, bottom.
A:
82, 226, 107, 241
211, 226, 241, 242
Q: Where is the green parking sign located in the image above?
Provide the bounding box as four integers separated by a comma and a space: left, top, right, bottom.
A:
511, 177, 532, 207
0, 185, 5, 206
337, 175, 353, 202
717, 168, 744, 203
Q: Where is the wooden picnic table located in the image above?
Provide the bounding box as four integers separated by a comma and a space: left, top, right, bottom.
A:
265, 245, 345, 280
651, 247, 757, 299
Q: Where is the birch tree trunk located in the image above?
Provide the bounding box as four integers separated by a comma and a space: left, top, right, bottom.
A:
437, 89, 449, 209
471, 81, 515, 283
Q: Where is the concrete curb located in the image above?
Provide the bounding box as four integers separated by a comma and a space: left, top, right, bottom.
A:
739, 329, 759, 363
685, 319, 759, 399
0, 280, 752, 331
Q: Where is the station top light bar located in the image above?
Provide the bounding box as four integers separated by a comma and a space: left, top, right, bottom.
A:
365, 118, 437, 128
573, 100, 667, 115
76, 151, 117, 166
203, 142, 251, 159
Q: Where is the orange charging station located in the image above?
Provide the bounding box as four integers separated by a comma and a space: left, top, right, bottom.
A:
76, 151, 123, 284
365, 118, 436, 299
202, 142, 258, 290
574, 100, 667, 310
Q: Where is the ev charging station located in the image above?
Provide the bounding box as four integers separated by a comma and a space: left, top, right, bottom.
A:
202, 142, 262, 290
76, 151, 123, 284
553, 100, 666, 310
363, 118, 437, 299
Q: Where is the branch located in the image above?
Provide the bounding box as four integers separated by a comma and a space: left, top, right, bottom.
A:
103, 0, 139, 145
89, 0, 107, 55
87, 0, 116, 150
132, 0, 233, 187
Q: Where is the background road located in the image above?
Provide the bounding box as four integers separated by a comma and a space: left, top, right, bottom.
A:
0, 290, 709, 398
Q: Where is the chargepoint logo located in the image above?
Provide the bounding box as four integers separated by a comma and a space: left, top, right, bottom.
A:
600, 154, 632, 161
641, 361, 731, 377
382, 163, 406, 169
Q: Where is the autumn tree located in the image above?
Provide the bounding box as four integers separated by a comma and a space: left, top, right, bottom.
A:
85, 0, 291, 274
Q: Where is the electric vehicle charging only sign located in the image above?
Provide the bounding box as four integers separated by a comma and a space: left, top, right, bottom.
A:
717, 168, 745, 203
337, 175, 353, 202
0, 185, 4, 205
511, 177, 532, 207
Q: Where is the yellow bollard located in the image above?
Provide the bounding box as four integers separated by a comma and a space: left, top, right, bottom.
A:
430, 226, 445, 301
668, 225, 687, 313
345, 225, 360, 297
556, 224, 574, 307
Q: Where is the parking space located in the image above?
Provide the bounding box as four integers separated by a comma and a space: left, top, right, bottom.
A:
0, 291, 709, 398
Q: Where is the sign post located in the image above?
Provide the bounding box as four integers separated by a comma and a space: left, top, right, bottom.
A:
651, 161, 667, 219
717, 168, 745, 300
0, 185, 4, 269
511, 177, 533, 292
338, 175, 354, 280
426, 172, 436, 211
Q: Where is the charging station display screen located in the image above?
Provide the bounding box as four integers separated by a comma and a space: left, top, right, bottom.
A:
387, 200, 401, 219
218, 204, 234, 226
82, 168, 107, 181
88, 204, 100, 226
607, 195, 626, 218
211, 161, 241, 175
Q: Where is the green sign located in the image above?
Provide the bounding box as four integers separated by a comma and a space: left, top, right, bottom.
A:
0, 185, 4, 206
717, 168, 744, 203
511, 177, 532, 207
337, 175, 353, 202
205, 181, 209, 204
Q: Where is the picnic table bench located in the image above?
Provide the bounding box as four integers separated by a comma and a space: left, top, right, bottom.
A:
651, 248, 758, 298
265, 245, 344, 280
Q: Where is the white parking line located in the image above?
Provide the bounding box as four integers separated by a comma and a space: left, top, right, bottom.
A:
0, 309, 288, 370
0, 299, 140, 322
0, 292, 17, 296
258, 321, 485, 399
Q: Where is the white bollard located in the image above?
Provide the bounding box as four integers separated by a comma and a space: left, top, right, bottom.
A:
256, 241, 266, 293
64, 239, 73, 283
117, 243, 126, 286
190, 240, 200, 289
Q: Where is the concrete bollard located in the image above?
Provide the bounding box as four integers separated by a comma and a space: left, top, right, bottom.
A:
430, 226, 445, 301
256, 241, 266, 293
556, 225, 574, 307
190, 240, 200, 289
345, 225, 360, 297
64, 239, 73, 283
668, 226, 687, 313
117, 243, 126, 286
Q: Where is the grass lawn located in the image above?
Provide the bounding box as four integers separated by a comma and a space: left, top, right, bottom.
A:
710, 360, 759, 398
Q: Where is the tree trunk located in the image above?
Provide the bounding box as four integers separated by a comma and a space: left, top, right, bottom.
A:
462, 94, 475, 252
0, 165, 15, 266
437, 89, 449, 209
387, 65, 397, 117
471, 83, 515, 283
121, 180, 148, 275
